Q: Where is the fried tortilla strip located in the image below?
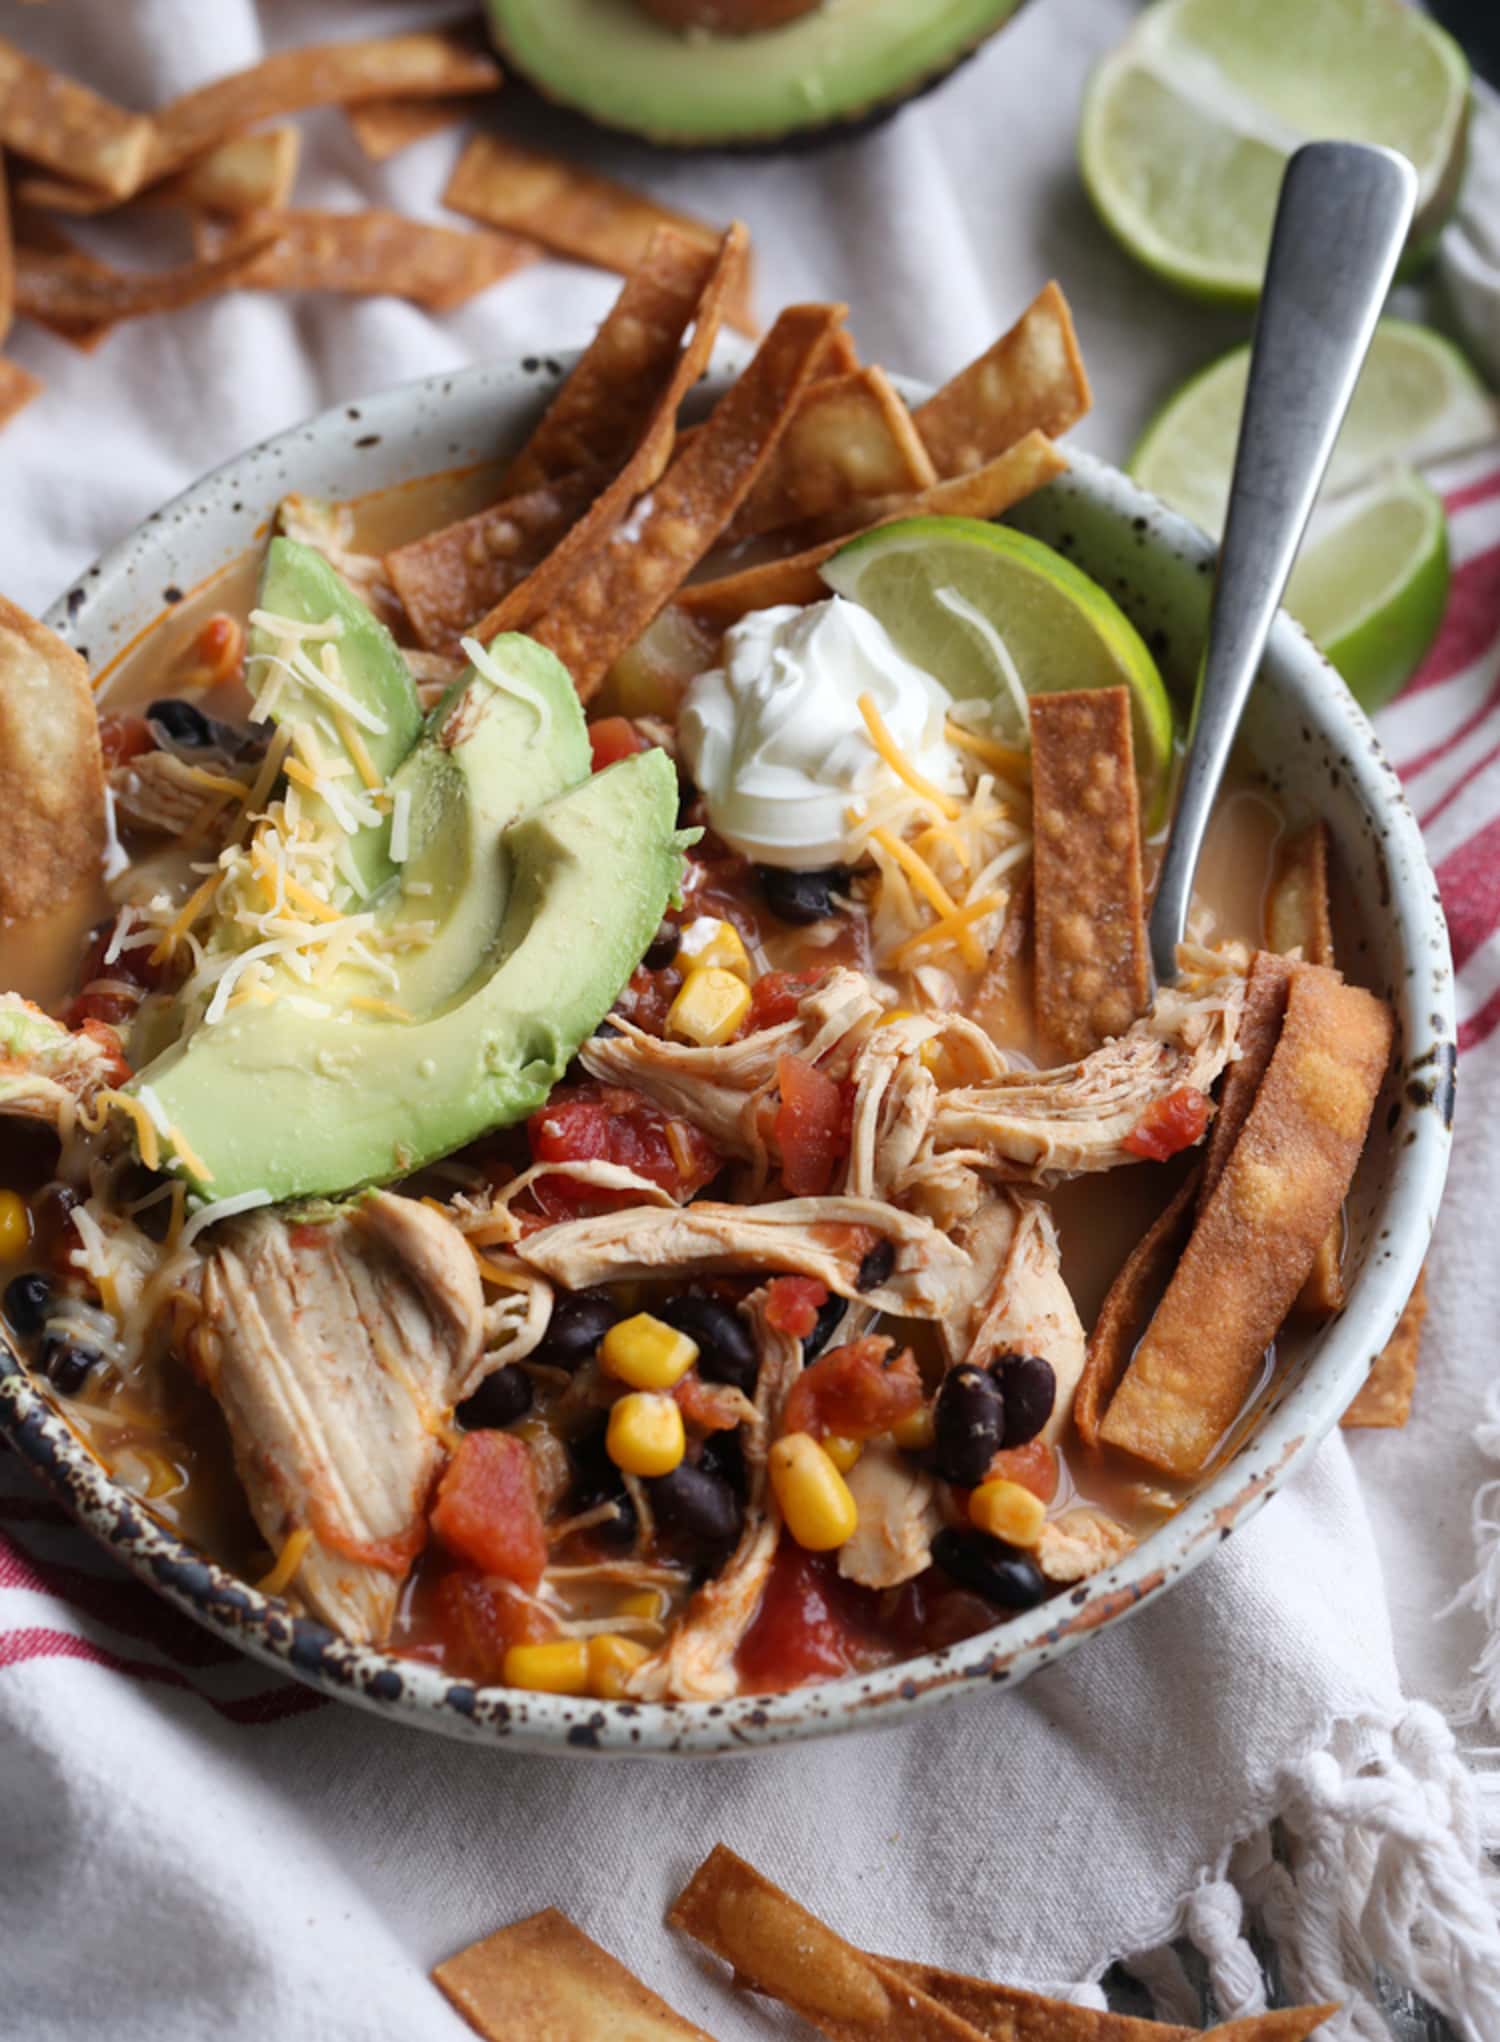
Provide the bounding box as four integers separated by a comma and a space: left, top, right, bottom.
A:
0, 39, 152, 197
435, 1907, 714, 2042
193, 208, 532, 311
726, 365, 937, 541
0, 357, 41, 430
444, 132, 758, 336
9, 208, 112, 349
1100, 962, 1393, 1477
472, 226, 751, 649
386, 471, 602, 654
1199, 951, 1292, 1194
669, 1846, 990, 2041
13, 230, 280, 329
1074, 1171, 1199, 1448
1204, 2014, 1338, 2041
346, 95, 471, 162
0, 596, 104, 922
1267, 822, 1344, 1319
490, 302, 838, 693
155, 127, 301, 218
1030, 688, 1149, 1060
914, 281, 1091, 476
675, 430, 1067, 634
878, 1959, 1195, 2041
1343, 1265, 1427, 1428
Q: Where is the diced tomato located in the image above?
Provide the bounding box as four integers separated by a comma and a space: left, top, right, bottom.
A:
60, 916, 167, 1031
745, 968, 825, 1033
96, 714, 155, 768
1123, 1085, 1212, 1161
763, 1274, 829, 1340
617, 959, 683, 1038
527, 1080, 721, 1217
419, 1565, 553, 1681
674, 1372, 745, 1433
588, 716, 649, 773
781, 1334, 924, 1441
884, 1571, 1006, 1655
76, 1018, 131, 1089
429, 1432, 547, 1591
737, 1540, 879, 1691
774, 1054, 848, 1197
984, 1439, 1059, 1503
189, 613, 245, 688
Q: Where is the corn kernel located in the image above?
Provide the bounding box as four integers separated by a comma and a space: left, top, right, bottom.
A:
588, 1633, 651, 1699
822, 1433, 863, 1474
666, 966, 752, 1047
770, 1432, 859, 1551
889, 1404, 935, 1451
0, 1191, 31, 1264
678, 916, 752, 981
617, 1587, 667, 1622
877, 1008, 919, 1028
969, 1478, 1047, 1547
600, 1311, 699, 1391
919, 1040, 948, 1075
503, 1639, 591, 1694
606, 1391, 686, 1477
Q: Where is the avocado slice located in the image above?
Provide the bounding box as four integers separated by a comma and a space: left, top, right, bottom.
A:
136, 749, 687, 1202
387, 635, 590, 1016
248, 538, 423, 902
484, 0, 1028, 146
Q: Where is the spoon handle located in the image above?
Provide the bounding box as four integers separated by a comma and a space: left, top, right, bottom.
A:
1146, 140, 1418, 987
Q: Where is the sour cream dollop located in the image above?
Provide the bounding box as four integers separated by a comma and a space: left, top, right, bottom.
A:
678, 597, 963, 868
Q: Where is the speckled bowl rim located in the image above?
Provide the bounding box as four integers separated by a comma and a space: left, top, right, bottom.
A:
0, 351, 1454, 1755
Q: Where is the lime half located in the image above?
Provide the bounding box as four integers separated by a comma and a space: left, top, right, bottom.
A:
821, 516, 1175, 812
1131, 321, 1495, 707
1080, 0, 1470, 305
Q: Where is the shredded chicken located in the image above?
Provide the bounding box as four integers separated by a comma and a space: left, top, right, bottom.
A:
518, 1194, 973, 1319
939, 1193, 1087, 1444
0, 994, 118, 1129
838, 1442, 941, 1590
933, 973, 1245, 1180
843, 1018, 940, 1201
189, 1191, 484, 1644
109, 750, 247, 839
628, 1287, 801, 1701
1034, 1506, 1137, 1584
474, 1253, 553, 1365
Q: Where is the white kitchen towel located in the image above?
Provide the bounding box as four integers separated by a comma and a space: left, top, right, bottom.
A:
3, 3, 1500, 2039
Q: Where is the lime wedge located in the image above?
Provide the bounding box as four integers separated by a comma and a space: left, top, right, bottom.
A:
821, 516, 1176, 811
1131, 321, 1492, 706
1079, 0, 1471, 305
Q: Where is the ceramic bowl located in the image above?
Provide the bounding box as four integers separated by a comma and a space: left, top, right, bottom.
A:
0, 353, 1455, 1753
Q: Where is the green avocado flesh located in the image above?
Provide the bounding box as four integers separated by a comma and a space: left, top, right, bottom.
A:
485, 0, 1027, 145
137, 748, 686, 1202
249, 539, 423, 901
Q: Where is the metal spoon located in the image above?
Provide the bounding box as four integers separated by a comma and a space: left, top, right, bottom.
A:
1146, 140, 1418, 987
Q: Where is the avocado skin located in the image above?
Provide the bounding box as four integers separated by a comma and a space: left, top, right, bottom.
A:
137, 749, 687, 1204
485, 0, 1030, 152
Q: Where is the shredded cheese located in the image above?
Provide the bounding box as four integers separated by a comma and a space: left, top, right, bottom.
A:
890, 891, 1003, 969
461, 634, 552, 745
149, 873, 219, 967
857, 692, 961, 819
347, 994, 412, 1022
945, 718, 1031, 788
179, 1188, 273, 1249
870, 827, 963, 925
255, 1526, 312, 1598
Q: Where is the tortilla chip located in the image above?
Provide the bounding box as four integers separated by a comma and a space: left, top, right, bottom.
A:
7, 207, 112, 348
0, 39, 152, 197
1203, 2014, 1338, 2041
1343, 1266, 1427, 1429
0, 595, 104, 923
155, 127, 301, 218
193, 208, 533, 311
1029, 688, 1149, 1060
725, 365, 937, 541
434, 1906, 713, 2042
1200, 952, 1292, 1198
386, 469, 602, 654
1267, 823, 1343, 1319
1075, 1172, 1199, 1448
676, 430, 1067, 634
13, 229, 280, 329
882, 1959, 1198, 2041
443, 132, 758, 337
1100, 962, 1393, 1477
915, 282, 1090, 477
502, 228, 725, 501
0, 356, 41, 430
346, 96, 472, 162
510, 302, 842, 695
144, 32, 501, 185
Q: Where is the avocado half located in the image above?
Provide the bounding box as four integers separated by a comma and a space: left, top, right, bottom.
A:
484, 0, 1030, 148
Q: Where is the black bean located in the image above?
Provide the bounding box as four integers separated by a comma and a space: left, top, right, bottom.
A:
931, 1527, 1049, 1611
802, 1292, 846, 1362
643, 922, 680, 971
696, 1426, 747, 1496
934, 1365, 1005, 1488
40, 1333, 99, 1396
856, 1238, 895, 1292
457, 1364, 533, 1430
993, 1353, 1057, 1448
648, 1462, 743, 1556
147, 697, 215, 747
534, 1289, 620, 1371
3, 1271, 52, 1340
566, 1429, 638, 1550
756, 864, 849, 925
656, 1293, 757, 1394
